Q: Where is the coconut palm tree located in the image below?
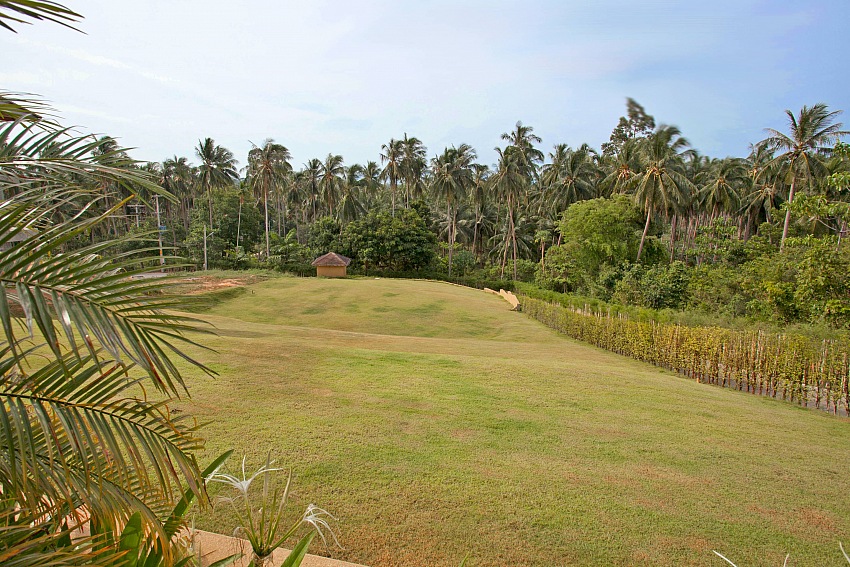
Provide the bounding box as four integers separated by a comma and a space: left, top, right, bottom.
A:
361, 161, 382, 197
671, 149, 709, 257
319, 153, 345, 218
501, 121, 543, 182
196, 137, 238, 233
700, 158, 747, 219
491, 146, 527, 278
0, 0, 82, 32
301, 159, 323, 221
380, 138, 404, 216
338, 164, 365, 223
401, 133, 426, 204
626, 126, 693, 261
759, 104, 848, 250
247, 139, 292, 259
470, 163, 491, 260
600, 138, 642, 196
161, 156, 196, 231
431, 144, 476, 276
540, 144, 596, 218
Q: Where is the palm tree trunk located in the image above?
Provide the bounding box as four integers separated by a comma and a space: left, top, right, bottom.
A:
637, 207, 651, 262
500, 233, 509, 279
540, 240, 546, 275
181, 199, 190, 231
207, 186, 214, 233
264, 191, 271, 259
508, 199, 518, 280
277, 193, 283, 236
780, 178, 796, 251
447, 202, 453, 277
669, 214, 677, 262
236, 196, 242, 251
472, 216, 479, 261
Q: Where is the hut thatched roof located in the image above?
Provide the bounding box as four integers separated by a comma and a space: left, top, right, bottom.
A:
311, 252, 351, 267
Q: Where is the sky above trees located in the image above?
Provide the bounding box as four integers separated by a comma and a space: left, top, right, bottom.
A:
2, 0, 848, 166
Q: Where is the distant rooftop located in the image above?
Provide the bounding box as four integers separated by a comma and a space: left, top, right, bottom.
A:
311, 252, 351, 267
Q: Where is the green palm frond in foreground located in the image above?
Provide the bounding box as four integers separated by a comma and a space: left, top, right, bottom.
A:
1, 103, 217, 562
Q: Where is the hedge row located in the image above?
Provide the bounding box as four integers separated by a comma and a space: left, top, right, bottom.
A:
521, 297, 850, 415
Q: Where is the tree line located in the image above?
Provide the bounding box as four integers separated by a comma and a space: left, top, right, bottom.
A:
10, 96, 848, 327
90, 99, 846, 327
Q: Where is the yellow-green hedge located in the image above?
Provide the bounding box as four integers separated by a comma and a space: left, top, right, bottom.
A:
521, 297, 850, 414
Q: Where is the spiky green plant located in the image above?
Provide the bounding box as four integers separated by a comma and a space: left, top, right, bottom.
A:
209, 453, 339, 567
713, 542, 850, 566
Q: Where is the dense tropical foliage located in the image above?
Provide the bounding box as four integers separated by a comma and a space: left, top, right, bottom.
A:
91, 99, 846, 331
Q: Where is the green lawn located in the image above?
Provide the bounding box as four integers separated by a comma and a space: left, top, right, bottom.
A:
178, 276, 850, 566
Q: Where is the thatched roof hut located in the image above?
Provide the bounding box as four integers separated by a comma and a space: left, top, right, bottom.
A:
311, 252, 351, 277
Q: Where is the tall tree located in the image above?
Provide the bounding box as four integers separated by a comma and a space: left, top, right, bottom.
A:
602, 98, 656, 157
319, 153, 345, 218
759, 104, 847, 250
470, 163, 491, 259
600, 138, 642, 196
700, 158, 746, 219
380, 138, 404, 216
431, 143, 476, 276
338, 164, 365, 223
626, 126, 693, 261
195, 137, 238, 232
501, 121, 544, 181
540, 144, 596, 218
496, 122, 542, 279
491, 146, 526, 279
361, 161, 382, 199
161, 156, 196, 231
733, 144, 784, 240
246, 139, 291, 258
401, 133, 427, 205
302, 158, 322, 221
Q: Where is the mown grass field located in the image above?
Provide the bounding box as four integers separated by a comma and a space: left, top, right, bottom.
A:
177, 276, 850, 566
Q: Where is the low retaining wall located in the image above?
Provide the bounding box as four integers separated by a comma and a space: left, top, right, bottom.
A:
193, 529, 367, 567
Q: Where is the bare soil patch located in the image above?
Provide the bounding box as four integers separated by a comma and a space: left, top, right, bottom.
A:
174, 273, 268, 295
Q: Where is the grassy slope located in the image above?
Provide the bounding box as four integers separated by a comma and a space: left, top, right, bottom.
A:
179, 277, 850, 566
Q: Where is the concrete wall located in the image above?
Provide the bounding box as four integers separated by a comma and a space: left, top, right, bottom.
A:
316, 266, 347, 277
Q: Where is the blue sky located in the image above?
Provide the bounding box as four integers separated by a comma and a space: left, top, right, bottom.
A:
2, 0, 848, 168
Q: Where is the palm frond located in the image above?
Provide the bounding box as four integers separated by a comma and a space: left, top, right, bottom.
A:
0, 0, 82, 33
1, 351, 204, 545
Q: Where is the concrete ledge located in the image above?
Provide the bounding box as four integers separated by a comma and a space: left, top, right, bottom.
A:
192, 529, 368, 567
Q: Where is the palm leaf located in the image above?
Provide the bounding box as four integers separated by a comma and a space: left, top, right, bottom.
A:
0, 0, 82, 33
1, 98, 218, 561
